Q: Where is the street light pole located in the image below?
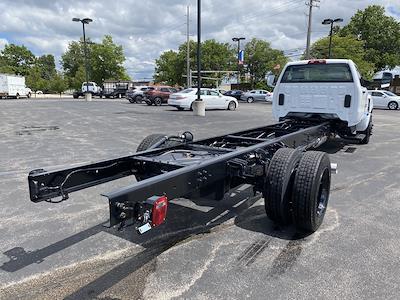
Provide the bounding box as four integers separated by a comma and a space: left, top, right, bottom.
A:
192, 0, 205, 116
322, 18, 343, 58
82, 22, 89, 96
232, 37, 245, 85
186, 5, 190, 88
72, 17, 93, 101
196, 0, 201, 102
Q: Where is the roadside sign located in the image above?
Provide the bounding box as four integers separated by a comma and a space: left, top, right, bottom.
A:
238, 50, 244, 65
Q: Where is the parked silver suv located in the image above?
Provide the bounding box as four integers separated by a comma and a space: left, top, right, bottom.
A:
126, 86, 154, 103
240, 90, 270, 103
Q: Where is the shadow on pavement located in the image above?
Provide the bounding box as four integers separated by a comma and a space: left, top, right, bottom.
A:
316, 137, 358, 154
0, 184, 316, 298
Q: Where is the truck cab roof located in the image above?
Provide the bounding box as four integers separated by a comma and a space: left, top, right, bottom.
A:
285, 59, 354, 66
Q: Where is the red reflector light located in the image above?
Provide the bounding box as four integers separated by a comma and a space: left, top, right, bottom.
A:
146, 195, 168, 227
308, 59, 326, 64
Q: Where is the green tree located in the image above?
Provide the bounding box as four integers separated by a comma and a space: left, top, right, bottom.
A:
340, 5, 400, 70
61, 40, 86, 78
155, 50, 183, 85
245, 38, 288, 88
0, 57, 14, 74
90, 35, 130, 83
26, 66, 49, 92
37, 54, 56, 80
61, 35, 129, 89
65, 65, 86, 91
309, 35, 375, 79
0, 44, 35, 75
49, 73, 67, 96
155, 39, 236, 86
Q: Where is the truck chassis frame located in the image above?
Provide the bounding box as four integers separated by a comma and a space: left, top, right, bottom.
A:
29, 119, 332, 232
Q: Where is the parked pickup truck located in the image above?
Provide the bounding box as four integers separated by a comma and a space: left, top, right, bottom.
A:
28, 59, 373, 243
73, 82, 103, 98
271, 59, 373, 144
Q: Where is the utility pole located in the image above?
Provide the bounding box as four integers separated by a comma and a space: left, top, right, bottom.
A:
186, 5, 190, 88
305, 0, 320, 59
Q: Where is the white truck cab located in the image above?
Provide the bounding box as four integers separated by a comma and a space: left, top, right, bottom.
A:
82, 82, 102, 94
272, 59, 373, 140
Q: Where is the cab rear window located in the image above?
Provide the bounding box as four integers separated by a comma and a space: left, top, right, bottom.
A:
281, 63, 353, 83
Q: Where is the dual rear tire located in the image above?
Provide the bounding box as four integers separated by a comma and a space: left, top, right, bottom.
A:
264, 148, 331, 233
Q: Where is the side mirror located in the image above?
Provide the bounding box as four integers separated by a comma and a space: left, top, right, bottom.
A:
267, 74, 276, 87
360, 78, 369, 88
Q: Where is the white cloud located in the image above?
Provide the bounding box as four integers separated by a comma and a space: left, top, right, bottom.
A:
0, 0, 398, 79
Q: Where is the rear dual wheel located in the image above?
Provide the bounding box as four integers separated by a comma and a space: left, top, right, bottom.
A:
264, 148, 331, 232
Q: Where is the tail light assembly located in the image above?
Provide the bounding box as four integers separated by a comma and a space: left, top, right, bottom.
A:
137, 195, 168, 234
174, 96, 186, 100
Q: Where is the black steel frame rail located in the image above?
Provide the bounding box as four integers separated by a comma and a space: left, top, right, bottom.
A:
28, 120, 330, 228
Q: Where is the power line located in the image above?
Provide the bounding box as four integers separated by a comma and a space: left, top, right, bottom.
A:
224, 0, 305, 33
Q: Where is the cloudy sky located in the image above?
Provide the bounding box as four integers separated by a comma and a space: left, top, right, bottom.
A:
0, 0, 398, 79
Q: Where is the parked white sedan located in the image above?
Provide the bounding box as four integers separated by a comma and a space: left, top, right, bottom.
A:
265, 91, 273, 102
168, 88, 238, 111
368, 90, 400, 110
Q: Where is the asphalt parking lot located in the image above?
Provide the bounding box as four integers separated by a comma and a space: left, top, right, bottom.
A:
0, 98, 399, 299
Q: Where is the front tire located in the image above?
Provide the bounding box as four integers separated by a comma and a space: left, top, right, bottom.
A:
292, 151, 331, 233
227, 101, 236, 111
388, 101, 398, 110
247, 97, 254, 103
137, 134, 166, 152
136, 133, 182, 181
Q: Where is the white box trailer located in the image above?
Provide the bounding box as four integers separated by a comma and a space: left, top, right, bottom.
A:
0, 74, 31, 99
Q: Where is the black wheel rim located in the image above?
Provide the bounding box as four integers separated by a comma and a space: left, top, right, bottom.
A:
316, 168, 330, 217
